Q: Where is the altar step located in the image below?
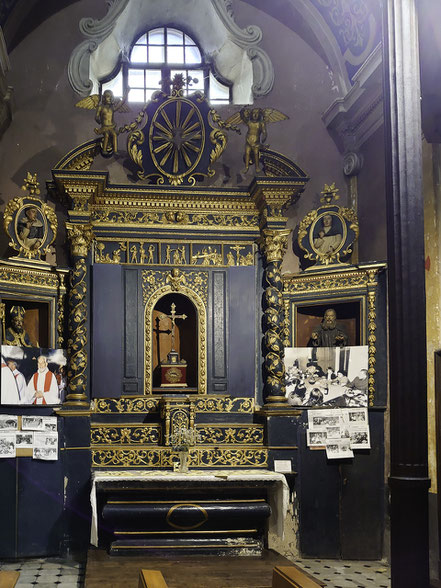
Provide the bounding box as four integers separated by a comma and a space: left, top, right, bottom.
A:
109, 536, 263, 556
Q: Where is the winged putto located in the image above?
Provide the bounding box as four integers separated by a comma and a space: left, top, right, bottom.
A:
225, 107, 288, 173
75, 90, 130, 155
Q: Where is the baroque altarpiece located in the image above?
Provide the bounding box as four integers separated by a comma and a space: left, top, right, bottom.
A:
0, 79, 387, 559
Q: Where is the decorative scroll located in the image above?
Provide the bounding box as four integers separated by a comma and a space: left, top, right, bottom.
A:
93, 397, 160, 413
91, 425, 161, 445
91, 447, 268, 468
92, 397, 255, 414
193, 397, 254, 413
196, 425, 264, 445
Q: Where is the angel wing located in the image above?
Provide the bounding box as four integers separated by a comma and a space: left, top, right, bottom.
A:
75, 95, 100, 110
262, 108, 289, 124
224, 111, 245, 127
114, 101, 131, 113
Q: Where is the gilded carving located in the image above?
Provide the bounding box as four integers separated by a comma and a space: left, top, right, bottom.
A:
91, 446, 268, 468
193, 397, 254, 413
4, 177, 58, 261
0, 266, 59, 290
367, 290, 377, 406
91, 425, 161, 445
283, 272, 369, 295
259, 229, 291, 263
196, 425, 264, 445
66, 223, 94, 257
66, 258, 88, 401
93, 397, 160, 413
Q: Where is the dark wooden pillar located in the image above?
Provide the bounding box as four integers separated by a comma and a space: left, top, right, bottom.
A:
383, 1, 430, 585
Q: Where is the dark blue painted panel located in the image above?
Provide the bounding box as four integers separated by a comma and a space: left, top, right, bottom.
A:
0, 459, 17, 557
17, 457, 63, 557
92, 264, 123, 398
228, 266, 256, 398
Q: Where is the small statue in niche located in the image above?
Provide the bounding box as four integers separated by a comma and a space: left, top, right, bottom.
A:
225, 107, 288, 173
75, 90, 130, 155
308, 308, 348, 347
5, 306, 36, 347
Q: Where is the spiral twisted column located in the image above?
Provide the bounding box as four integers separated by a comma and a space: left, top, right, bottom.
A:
259, 228, 291, 407
64, 223, 93, 406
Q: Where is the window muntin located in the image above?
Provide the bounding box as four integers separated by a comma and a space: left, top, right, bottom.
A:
102, 27, 230, 104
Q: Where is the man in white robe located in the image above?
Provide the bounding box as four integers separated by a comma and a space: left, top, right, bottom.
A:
25, 356, 59, 405
6, 360, 27, 404
1, 355, 20, 404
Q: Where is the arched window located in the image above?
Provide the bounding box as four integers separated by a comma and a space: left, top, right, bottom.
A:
102, 27, 231, 105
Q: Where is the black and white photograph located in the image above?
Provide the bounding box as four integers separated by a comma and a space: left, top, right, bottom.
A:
43, 416, 58, 432
0, 414, 18, 430
22, 416, 45, 431
326, 438, 354, 460
350, 428, 371, 449
34, 431, 58, 448
308, 409, 342, 429
16, 432, 34, 447
326, 426, 342, 439
0, 432, 16, 457
33, 446, 57, 461
285, 346, 369, 407
1, 346, 67, 406
306, 429, 327, 446
347, 407, 368, 424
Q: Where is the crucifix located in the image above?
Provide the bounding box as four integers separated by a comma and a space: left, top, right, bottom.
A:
160, 302, 188, 388
160, 303, 187, 354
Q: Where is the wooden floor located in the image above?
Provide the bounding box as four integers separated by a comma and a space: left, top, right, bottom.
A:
85, 548, 294, 588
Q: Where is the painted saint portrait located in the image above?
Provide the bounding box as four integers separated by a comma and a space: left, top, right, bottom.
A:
311, 213, 345, 256
16, 205, 47, 251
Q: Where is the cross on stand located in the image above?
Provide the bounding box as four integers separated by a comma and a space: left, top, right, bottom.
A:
160, 303, 187, 354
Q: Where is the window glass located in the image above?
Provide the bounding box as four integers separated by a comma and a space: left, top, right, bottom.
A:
167, 28, 183, 45
128, 69, 144, 88
167, 45, 184, 64
131, 45, 147, 64
121, 28, 231, 104
185, 46, 201, 64
148, 29, 164, 44
149, 45, 165, 63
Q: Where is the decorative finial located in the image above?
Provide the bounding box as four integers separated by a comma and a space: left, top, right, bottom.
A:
21, 172, 40, 196
320, 182, 339, 204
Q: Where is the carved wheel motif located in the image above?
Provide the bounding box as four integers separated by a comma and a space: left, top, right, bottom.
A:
149, 98, 204, 178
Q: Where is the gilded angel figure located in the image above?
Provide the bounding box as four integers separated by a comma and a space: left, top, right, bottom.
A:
225, 107, 288, 173
75, 90, 130, 155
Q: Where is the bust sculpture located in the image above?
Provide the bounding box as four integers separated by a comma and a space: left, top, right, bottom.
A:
308, 308, 348, 348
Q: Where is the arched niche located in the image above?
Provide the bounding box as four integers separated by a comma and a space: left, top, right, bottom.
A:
144, 278, 207, 395
152, 293, 198, 390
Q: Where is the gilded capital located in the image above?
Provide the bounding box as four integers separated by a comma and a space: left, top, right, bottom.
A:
66, 222, 94, 257
259, 228, 291, 263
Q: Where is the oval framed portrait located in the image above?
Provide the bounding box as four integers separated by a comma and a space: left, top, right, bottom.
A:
14, 204, 48, 252
309, 211, 347, 256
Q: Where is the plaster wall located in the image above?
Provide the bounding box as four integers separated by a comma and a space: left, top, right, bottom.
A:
356, 125, 387, 263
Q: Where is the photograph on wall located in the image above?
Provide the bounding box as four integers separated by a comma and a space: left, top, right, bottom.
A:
285, 346, 369, 408
0, 432, 16, 458
1, 346, 67, 406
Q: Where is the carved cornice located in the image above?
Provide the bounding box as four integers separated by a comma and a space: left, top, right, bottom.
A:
282, 262, 386, 295
66, 223, 94, 258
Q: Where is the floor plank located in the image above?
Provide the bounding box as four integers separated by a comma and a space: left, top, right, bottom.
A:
85, 548, 293, 588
